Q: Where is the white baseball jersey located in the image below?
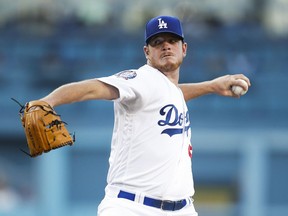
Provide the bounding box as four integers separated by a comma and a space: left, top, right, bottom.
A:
98, 64, 194, 200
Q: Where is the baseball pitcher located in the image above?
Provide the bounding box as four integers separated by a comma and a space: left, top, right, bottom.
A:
17, 16, 250, 216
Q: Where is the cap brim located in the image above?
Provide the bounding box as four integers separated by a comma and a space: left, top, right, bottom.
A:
146, 31, 184, 44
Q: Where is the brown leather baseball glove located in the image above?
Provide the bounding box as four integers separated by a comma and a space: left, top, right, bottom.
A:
14, 99, 74, 157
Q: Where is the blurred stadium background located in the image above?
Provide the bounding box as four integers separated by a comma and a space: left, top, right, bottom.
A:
0, 0, 287, 216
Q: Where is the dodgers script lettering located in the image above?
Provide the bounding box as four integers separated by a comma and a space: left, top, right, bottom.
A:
158, 104, 190, 137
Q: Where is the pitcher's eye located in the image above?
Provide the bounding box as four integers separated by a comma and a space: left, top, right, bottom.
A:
149, 38, 164, 47
170, 38, 180, 43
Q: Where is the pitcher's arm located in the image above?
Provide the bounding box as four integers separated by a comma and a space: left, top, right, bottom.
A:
179, 74, 251, 101
40, 79, 119, 107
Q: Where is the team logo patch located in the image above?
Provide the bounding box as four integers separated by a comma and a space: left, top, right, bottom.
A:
115, 70, 137, 80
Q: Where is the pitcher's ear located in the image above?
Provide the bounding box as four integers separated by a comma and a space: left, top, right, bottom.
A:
143, 46, 149, 57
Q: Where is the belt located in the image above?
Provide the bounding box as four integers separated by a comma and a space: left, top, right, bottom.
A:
117, 190, 188, 211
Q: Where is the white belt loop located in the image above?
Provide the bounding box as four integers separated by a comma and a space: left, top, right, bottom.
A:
136, 192, 145, 204
186, 196, 193, 205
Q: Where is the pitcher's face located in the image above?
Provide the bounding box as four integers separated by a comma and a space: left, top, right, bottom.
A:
144, 33, 187, 73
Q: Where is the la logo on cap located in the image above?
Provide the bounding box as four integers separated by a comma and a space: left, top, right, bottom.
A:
145, 16, 184, 43
158, 18, 168, 29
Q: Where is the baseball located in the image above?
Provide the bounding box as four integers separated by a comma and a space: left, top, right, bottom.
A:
232, 79, 248, 96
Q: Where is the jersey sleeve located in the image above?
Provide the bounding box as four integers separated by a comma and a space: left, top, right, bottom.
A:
97, 70, 146, 108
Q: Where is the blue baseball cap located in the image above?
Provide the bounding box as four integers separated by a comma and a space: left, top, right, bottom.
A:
145, 15, 184, 44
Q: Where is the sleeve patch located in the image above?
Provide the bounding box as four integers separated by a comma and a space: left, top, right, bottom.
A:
115, 70, 137, 80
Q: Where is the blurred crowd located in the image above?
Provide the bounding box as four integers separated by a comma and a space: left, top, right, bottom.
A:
0, 0, 287, 37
